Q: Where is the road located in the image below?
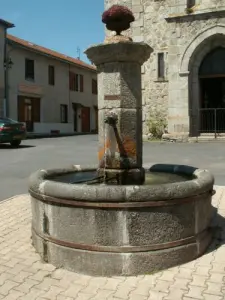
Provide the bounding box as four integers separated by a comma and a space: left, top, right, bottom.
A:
0, 135, 224, 200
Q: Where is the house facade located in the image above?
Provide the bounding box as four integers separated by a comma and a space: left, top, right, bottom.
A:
0, 21, 98, 134
105, 0, 225, 138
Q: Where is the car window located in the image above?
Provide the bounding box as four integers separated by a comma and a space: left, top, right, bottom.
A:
0, 118, 17, 124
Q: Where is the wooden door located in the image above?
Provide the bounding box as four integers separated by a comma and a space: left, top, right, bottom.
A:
72, 103, 77, 131
81, 107, 90, 132
18, 96, 25, 122
17, 96, 40, 132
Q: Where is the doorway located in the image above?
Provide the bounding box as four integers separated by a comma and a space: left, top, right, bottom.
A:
200, 77, 225, 133
24, 99, 33, 132
72, 103, 78, 132
198, 47, 225, 133
17, 96, 40, 132
200, 77, 225, 109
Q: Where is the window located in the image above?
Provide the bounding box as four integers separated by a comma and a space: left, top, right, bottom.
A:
92, 79, 98, 94
25, 59, 34, 80
60, 104, 68, 123
157, 53, 165, 79
80, 74, 84, 92
48, 65, 55, 85
69, 71, 83, 92
187, 0, 195, 8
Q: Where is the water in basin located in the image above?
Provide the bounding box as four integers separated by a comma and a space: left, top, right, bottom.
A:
51, 170, 193, 185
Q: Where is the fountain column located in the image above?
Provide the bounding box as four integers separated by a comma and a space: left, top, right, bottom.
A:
85, 42, 152, 184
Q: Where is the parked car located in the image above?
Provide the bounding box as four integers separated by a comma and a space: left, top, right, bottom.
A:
0, 117, 26, 147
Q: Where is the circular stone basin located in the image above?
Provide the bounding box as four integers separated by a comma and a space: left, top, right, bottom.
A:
29, 164, 215, 276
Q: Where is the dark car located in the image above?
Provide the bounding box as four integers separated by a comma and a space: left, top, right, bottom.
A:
0, 117, 26, 147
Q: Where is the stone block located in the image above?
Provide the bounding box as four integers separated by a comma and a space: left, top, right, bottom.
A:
98, 62, 142, 109
133, 36, 144, 42
132, 5, 143, 13
132, 0, 141, 5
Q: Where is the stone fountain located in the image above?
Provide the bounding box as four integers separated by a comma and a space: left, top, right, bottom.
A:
29, 5, 215, 276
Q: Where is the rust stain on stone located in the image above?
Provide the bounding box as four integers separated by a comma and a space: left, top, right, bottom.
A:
122, 137, 136, 158
98, 136, 136, 168
98, 139, 111, 161
104, 95, 120, 100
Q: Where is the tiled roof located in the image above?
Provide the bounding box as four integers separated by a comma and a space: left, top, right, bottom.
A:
0, 19, 14, 28
7, 34, 96, 72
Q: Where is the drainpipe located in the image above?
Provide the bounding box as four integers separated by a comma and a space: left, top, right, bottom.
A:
4, 44, 15, 118
68, 63, 72, 131
4, 36, 14, 117
3, 28, 8, 117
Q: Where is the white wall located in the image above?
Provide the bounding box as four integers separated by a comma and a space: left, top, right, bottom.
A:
7, 44, 97, 133
34, 122, 73, 134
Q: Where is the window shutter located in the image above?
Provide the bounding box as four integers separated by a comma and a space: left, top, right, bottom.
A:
80, 75, 84, 92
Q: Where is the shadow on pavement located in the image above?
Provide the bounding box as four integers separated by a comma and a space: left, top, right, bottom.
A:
0, 144, 35, 149
206, 207, 225, 254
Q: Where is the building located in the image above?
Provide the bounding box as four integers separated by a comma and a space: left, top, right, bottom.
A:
105, 0, 225, 138
0, 20, 98, 134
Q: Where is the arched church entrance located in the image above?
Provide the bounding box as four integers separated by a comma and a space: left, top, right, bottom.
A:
199, 47, 225, 134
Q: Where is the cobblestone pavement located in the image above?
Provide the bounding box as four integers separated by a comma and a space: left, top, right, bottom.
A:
0, 187, 224, 300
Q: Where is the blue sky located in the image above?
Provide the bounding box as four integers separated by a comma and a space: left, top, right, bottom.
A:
1, 0, 105, 63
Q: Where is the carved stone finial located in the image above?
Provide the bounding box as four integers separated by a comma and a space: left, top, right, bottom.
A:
102, 5, 134, 43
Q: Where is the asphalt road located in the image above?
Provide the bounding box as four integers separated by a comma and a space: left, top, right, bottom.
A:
0, 135, 224, 201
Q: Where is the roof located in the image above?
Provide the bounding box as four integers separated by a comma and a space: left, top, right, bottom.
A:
7, 34, 96, 72
0, 19, 14, 28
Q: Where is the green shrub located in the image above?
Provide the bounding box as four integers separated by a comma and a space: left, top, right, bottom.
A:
147, 110, 167, 139
185, 7, 194, 14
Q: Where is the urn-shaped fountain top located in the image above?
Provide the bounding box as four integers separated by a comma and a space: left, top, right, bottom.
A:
102, 5, 135, 36
85, 5, 152, 66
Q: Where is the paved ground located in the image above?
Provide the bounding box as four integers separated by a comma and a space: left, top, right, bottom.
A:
0, 135, 225, 200
0, 186, 224, 299
0, 136, 225, 299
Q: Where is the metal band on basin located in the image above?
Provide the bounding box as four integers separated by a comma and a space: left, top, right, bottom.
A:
29, 188, 214, 208
32, 226, 211, 253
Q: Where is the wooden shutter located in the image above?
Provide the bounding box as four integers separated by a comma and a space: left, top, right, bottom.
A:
75, 74, 79, 91
80, 75, 84, 92
48, 65, 55, 85
92, 79, 94, 94
92, 79, 97, 94
69, 72, 73, 90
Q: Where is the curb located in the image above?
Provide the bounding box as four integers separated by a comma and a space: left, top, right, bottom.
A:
26, 132, 97, 140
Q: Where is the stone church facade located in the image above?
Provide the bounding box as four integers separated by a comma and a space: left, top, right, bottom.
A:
105, 0, 225, 138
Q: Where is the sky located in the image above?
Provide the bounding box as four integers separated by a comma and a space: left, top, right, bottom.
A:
1, 0, 105, 63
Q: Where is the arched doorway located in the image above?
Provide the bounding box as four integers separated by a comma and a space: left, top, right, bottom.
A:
199, 47, 225, 133
178, 26, 225, 137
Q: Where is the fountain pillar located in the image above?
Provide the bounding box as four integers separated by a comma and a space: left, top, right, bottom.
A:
85, 42, 152, 184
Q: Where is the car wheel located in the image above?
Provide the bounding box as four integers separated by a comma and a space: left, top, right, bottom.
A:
10, 140, 21, 147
